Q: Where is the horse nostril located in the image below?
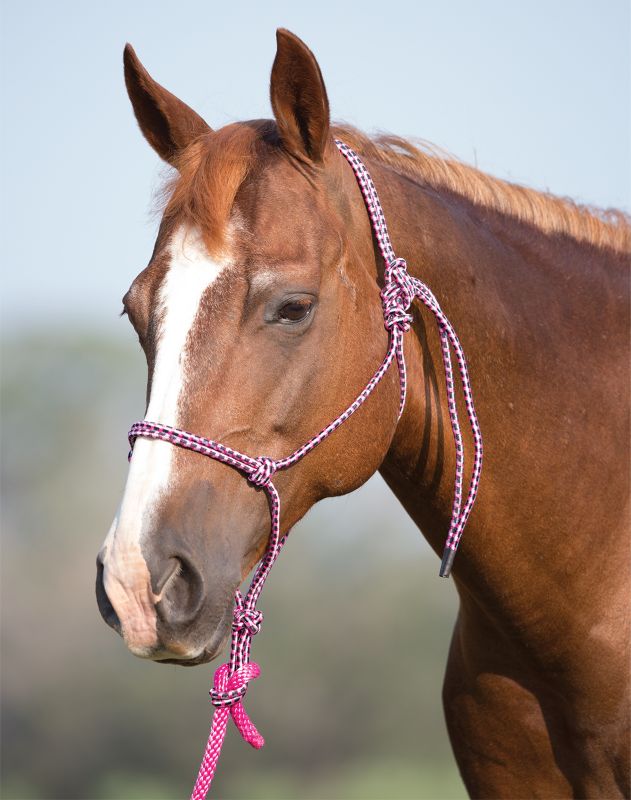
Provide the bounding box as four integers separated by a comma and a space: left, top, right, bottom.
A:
95, 554, 121, 634
155, 555, 205, 628
153, 557, 182, 596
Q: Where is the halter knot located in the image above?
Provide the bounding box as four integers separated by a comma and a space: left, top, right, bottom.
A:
248, 456, 277, 488
209, 662, 262, 708
381, 258, 416, 332
233, 606, 263, 636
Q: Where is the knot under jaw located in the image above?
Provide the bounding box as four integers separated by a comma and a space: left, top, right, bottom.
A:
248, 456, 277, 488
233, 607, 263, 636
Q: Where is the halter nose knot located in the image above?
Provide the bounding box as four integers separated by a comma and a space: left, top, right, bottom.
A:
248, 457, 277, 488
209, 662, 262, 708
382, 258, 416, 332
233, 606, 263, 636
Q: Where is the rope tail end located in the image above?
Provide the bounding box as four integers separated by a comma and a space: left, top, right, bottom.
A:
439, 546, 456, 578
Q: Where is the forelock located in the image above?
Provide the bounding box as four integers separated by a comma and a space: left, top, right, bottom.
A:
160, 120, 281, 255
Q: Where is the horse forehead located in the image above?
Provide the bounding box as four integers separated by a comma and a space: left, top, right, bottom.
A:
166, 225, 228, 274
159, 226, 233, 316
237, 162, 335, 246
235, 212, 342, 279
141, 166, 338, 312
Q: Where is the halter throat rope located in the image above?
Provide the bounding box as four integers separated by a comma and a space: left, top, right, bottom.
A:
127, 139, 483, 800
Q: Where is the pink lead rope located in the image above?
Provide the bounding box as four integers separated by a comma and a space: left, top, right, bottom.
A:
127, 140, 483, 799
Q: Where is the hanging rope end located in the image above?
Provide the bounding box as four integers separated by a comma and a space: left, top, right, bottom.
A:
249, 732, 265, 750
439, 546, 456, 578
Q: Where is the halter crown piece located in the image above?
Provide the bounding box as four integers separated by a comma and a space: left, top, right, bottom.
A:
127, 140, 483, 799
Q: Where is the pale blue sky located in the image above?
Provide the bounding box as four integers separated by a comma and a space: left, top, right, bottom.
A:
1, 0, 629, 331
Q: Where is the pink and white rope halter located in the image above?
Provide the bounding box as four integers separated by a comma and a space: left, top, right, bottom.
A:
127, 140, 483, 799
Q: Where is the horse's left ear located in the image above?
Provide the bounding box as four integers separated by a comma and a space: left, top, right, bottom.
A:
270, 29, 330, 164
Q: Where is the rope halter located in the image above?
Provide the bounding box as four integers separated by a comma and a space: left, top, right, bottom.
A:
126, 140, 483, 799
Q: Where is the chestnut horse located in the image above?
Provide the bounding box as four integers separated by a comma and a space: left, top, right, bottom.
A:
96, 29, 630, 798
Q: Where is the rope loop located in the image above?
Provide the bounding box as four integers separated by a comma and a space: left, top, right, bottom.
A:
209, 662, 261, 708
248, 457, 277, 488
384, 308, 413, 332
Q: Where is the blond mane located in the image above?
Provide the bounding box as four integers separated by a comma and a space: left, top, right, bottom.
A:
161, 121, 631, 255
332, 125, 631, 254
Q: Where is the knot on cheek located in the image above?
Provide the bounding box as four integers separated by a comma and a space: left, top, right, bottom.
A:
381, 258, 416, 332
248, 457, 277, 488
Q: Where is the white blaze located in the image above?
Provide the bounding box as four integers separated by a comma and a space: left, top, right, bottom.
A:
101, 226, 229, 654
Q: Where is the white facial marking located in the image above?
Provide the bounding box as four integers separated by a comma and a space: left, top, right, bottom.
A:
101, 226, 230, 653
249, 269, 277, 293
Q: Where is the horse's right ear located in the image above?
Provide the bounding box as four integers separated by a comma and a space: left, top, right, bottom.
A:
123, 44, 211, 166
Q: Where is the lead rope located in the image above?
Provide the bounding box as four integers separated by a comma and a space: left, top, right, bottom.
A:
127, 140, 483, 799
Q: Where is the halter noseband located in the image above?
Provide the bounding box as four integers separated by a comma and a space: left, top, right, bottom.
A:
127, 140, 483, 799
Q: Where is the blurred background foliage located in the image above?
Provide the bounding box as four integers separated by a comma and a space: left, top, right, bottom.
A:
1, 327, 465, 799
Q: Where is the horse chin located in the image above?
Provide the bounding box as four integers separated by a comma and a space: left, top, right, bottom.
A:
153, 650, 218, 667
149, 606, 233, 667
133, 633, 229, 666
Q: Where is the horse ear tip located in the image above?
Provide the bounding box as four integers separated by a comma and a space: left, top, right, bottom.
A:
275, 28, 303, 50
123, 43, 138, 68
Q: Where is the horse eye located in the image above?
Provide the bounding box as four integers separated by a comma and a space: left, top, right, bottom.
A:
277, 299, 313, 324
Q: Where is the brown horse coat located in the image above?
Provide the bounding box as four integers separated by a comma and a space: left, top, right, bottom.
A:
97, 29, 630, 798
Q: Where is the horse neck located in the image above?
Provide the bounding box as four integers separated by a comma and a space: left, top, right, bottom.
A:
370, 158, 629, 616
373, 165, 496, 586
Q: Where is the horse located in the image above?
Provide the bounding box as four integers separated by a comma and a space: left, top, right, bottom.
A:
96, 29, 631, 798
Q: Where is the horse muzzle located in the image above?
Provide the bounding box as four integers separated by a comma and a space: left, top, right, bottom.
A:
95, 544, 234, 664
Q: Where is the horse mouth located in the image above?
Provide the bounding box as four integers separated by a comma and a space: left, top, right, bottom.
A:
149, 602, 233, 666
130, 635, 225, 666
153, 651, 214, 667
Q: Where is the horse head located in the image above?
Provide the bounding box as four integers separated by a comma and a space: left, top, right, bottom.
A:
96, 31, 402, 664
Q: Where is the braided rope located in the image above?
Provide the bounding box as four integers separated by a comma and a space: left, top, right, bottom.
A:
126, 140, 482, 799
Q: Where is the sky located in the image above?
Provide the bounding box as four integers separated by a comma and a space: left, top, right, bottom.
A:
1, 0, 629, 331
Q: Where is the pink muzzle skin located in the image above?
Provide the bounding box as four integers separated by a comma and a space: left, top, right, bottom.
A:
127, 140, 483, 799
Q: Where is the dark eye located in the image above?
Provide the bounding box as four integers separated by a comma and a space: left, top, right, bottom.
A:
277, 298, 313, 324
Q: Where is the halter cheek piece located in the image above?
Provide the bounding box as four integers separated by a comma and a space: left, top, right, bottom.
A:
127, 140, 483, 799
